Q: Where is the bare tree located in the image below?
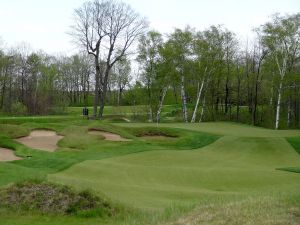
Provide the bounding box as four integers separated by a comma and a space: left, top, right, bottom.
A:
71, 0, 147, 118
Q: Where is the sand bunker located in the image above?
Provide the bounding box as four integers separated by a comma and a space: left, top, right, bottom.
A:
0, 148, 22, 161
16, 130, 63, 152
88, 130, 131, 142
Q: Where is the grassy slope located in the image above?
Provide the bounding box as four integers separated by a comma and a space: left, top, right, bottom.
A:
1, 120, 300, 224
0, 120, 219, 225
49, 135, 300, 209
281, 136, 300, 173
48, 122, 300, 224
117, 121, 300, 137
0, 121, 218, 186
287, 136, 300, 154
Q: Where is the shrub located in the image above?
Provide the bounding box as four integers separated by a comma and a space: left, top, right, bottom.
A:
10, 102, 28, 115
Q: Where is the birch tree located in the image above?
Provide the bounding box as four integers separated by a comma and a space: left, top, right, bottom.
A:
168, 28, 193, 122
261, 13, 300, 129
191, 26, 223, 122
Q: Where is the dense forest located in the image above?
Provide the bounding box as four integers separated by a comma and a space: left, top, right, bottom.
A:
0, 0, 299, 129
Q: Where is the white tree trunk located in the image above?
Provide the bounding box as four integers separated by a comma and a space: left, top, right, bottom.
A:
156, 86, 168, 123
191, 79, 205, 123
180, 75, 188, 123
199, 95, 206, 123
275, 81, 282, 130
274, 51, 287, 130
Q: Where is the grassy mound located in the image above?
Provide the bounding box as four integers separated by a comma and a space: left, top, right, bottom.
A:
277, 167, 300, 173
283, 137, 300, 173
0, 124, 29, 138
88, 123, 134, 139
129, 127, 179, 138
287, 136, 300, 154
0, 181, 114, 217
126, 126, 219, 149
102, 115, 131, 123
49, 136, 300, 209
86, 124, 220, 150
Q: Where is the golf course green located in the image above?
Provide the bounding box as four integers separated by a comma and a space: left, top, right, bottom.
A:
0, 118, 300, 224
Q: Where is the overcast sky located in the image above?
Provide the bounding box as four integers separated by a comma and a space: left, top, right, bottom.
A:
0, 0, 299, 55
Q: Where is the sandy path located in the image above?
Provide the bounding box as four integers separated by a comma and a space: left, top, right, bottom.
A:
15, 130, 63, 152
0, 148, 22, 161
88, 130, 131, 142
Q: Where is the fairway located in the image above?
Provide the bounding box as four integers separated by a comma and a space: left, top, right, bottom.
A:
49, 123, 300, 210
0, 121, 300, 224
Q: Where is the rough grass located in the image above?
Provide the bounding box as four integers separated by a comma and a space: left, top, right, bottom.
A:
0, 124, 29, 138
128, 127, 180, 138
165, 195, 300, 225
0, 180, 113, 217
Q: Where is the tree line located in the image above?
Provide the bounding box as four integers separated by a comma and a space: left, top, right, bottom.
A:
136, 13, 300, 129
0, 47, 92, 114
1, 0, 300, 129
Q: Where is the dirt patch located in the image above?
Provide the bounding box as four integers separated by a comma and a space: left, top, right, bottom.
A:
88, 130, 131, 142
15, 130, 63, 152
0, 148, 22, 161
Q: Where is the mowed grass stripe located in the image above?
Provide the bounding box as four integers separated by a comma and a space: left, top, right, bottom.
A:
49, 135, 300, 209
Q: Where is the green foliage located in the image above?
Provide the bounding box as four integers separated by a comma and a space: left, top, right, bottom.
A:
10, 102, 28, 115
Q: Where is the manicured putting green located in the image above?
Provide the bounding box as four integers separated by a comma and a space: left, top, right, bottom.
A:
49, 123, 300, 209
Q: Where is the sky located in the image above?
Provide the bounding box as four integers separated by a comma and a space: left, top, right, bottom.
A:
0, 0, 299, 55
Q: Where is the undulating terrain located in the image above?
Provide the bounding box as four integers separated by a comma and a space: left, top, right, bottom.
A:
0, 107, 299, 225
